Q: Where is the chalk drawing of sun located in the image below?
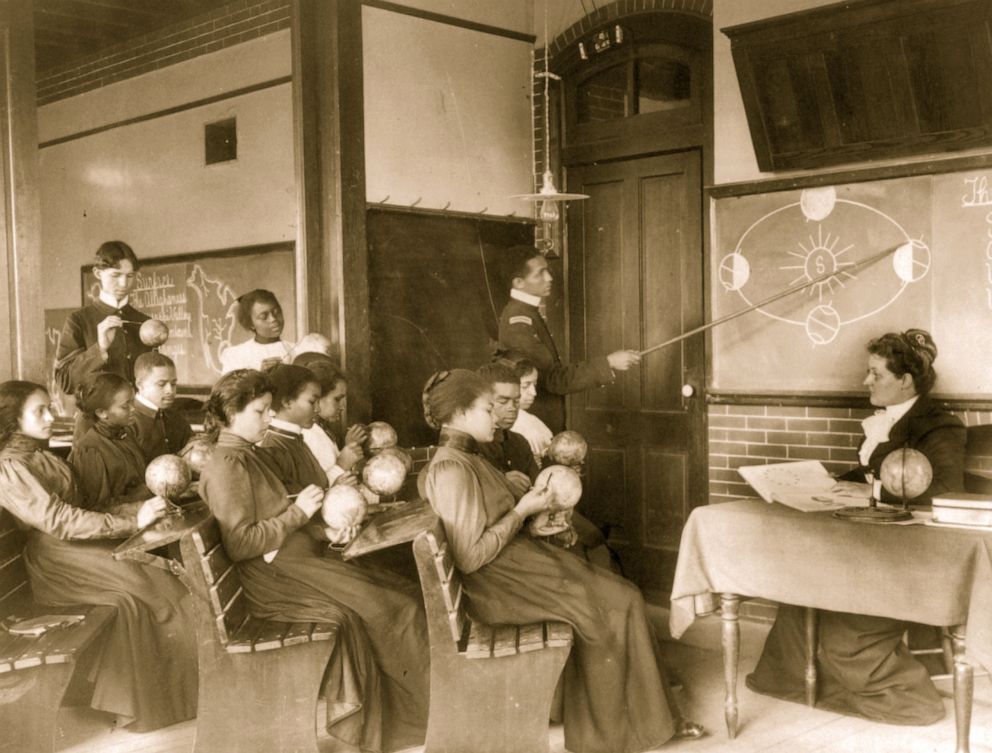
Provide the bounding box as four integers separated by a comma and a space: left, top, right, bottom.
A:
778, 225, 857, 302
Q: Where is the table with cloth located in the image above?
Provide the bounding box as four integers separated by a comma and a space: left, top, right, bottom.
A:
669, 499, 992, 752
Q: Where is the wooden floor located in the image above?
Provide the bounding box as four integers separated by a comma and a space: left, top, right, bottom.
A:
55, 607, 992, 753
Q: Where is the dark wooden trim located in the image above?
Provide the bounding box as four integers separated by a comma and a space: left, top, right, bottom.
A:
38, 76, 293, 149
293, 0, 370, 420
361, 0, 535, 43
707, 152, 992, 198
707, 391, 992, 410
1, 0, 43, 380
365, 203, 537, 225
81, 241, 293, 276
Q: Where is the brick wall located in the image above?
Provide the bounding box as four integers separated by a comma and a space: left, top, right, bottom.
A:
708, 403, 992, 502
37, 0, 291, 106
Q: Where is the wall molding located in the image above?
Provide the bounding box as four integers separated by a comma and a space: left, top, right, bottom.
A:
38, 75, 291, 149
361, 1, 535, 43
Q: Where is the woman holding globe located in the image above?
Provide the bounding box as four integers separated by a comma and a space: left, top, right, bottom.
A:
747, 328, 967, 725
421, 368, 703, 753
199, 368, 428, 753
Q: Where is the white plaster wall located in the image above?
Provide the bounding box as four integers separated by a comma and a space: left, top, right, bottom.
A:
38, 33, 296, 310
363, 5, 534, 215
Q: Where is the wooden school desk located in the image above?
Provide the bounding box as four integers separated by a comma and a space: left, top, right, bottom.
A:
670, 499, 992, 753
112, 500, 210, 590
342, 498, 437, 560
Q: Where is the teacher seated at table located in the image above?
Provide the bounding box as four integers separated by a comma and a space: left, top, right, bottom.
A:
747, 328, 966, 725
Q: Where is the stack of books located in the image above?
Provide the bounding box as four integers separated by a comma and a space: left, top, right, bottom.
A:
931, 493, 992, 529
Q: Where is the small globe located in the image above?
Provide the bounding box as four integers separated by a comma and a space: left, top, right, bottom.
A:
547, 431, 588, 467
365, 421, 398, 454
362, 451, 407, 496
879, 448, 932, 500
139, 319, 170, 347
145, 454, 192, 501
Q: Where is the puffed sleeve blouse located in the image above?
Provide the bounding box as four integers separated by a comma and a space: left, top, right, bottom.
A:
423, 429, 524, 574
199, 430, 310, 562
0, 434, 139, 540
69, 421, 149, 513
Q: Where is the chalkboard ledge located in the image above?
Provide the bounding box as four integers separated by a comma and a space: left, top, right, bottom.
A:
706, 390, 992, 412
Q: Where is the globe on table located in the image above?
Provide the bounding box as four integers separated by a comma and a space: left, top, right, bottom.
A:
879, 448, 933, 501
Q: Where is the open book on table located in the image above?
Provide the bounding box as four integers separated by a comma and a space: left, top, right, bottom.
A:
738, 460, 872, 512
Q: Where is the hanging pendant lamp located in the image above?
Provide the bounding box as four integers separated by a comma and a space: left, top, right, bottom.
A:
513, 1, 588, 254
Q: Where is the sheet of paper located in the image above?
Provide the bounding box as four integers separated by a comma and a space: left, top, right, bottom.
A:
739, 460, 871, 512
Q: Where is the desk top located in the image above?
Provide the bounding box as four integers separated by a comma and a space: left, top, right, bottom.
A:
670, 499, 992, 672
342, 498, 437, 560
112, 500, 211, 561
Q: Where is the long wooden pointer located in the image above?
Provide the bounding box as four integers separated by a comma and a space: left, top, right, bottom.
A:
638, 243, 905, 358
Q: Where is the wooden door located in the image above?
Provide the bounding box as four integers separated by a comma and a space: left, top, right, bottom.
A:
565, 149, 705, 600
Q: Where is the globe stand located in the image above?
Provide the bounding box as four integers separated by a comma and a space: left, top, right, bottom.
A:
833, 471, 913, 523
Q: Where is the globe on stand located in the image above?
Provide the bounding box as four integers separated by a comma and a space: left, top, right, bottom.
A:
880, 448, 933, 501
834, 447, 930, 523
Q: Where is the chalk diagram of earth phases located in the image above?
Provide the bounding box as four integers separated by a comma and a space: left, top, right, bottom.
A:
718, 187, 931, 346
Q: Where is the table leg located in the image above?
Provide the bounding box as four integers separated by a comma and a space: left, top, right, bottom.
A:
950, 625, 972, 753
803, 607, 818, 707
720, 594, 740, 739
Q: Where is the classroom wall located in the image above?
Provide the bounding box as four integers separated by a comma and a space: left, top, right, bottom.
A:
38, 29, 295, 311
362, 4, 534, 215
37, 0, 537, 310
707, 1, 992, 500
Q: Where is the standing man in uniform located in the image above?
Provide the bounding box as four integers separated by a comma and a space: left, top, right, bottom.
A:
497, 245, 640, 432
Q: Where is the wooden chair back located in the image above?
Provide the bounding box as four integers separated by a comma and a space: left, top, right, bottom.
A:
183, 517, 249, 648
413, 520, 467, 653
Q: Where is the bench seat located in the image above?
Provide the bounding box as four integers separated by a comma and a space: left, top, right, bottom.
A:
179, 516, 338, 753
0, 513, 115, 753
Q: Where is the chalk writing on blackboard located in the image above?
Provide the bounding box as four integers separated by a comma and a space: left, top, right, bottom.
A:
83, 243, 295, 387
961, 177, 992, 313
717, 187, 930, 346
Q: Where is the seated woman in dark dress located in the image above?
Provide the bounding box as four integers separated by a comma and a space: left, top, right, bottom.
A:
420, 369, 703, 753
747, 329, 966, 725
0, 380, 197, 731
69, 372, 150, 511
199, 369, 428, 753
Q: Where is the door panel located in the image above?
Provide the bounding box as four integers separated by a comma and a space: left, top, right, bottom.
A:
566, 150, 704, 598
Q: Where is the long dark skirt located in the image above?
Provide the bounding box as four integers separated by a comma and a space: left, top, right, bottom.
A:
463, 534, 680, 753
238, 531, 429, 753
747, 605, 944, 725
23, 531, 197, 731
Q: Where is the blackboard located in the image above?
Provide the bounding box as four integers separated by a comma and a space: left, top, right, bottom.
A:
367, 209, 535, 446
82, 243, 296, 389
710, 168, 992, 398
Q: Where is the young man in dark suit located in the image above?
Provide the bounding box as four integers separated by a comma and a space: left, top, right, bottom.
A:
496, 245, 640, 432
131, 351, 192, 463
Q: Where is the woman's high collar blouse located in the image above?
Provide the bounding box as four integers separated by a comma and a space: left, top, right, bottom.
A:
199, 430, 310, 562
423, 428, 523, 574
0, 433, 138, 540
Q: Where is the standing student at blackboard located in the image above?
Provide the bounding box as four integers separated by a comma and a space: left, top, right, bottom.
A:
497, 246, 640, 432
54, 241, 151, 441
219, 289, 295, 374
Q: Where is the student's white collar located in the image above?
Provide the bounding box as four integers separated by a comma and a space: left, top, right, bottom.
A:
270, 417, 302, 435
135, 393, 159, 412
98, 290, 129, 308
510, 288, 542, 307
